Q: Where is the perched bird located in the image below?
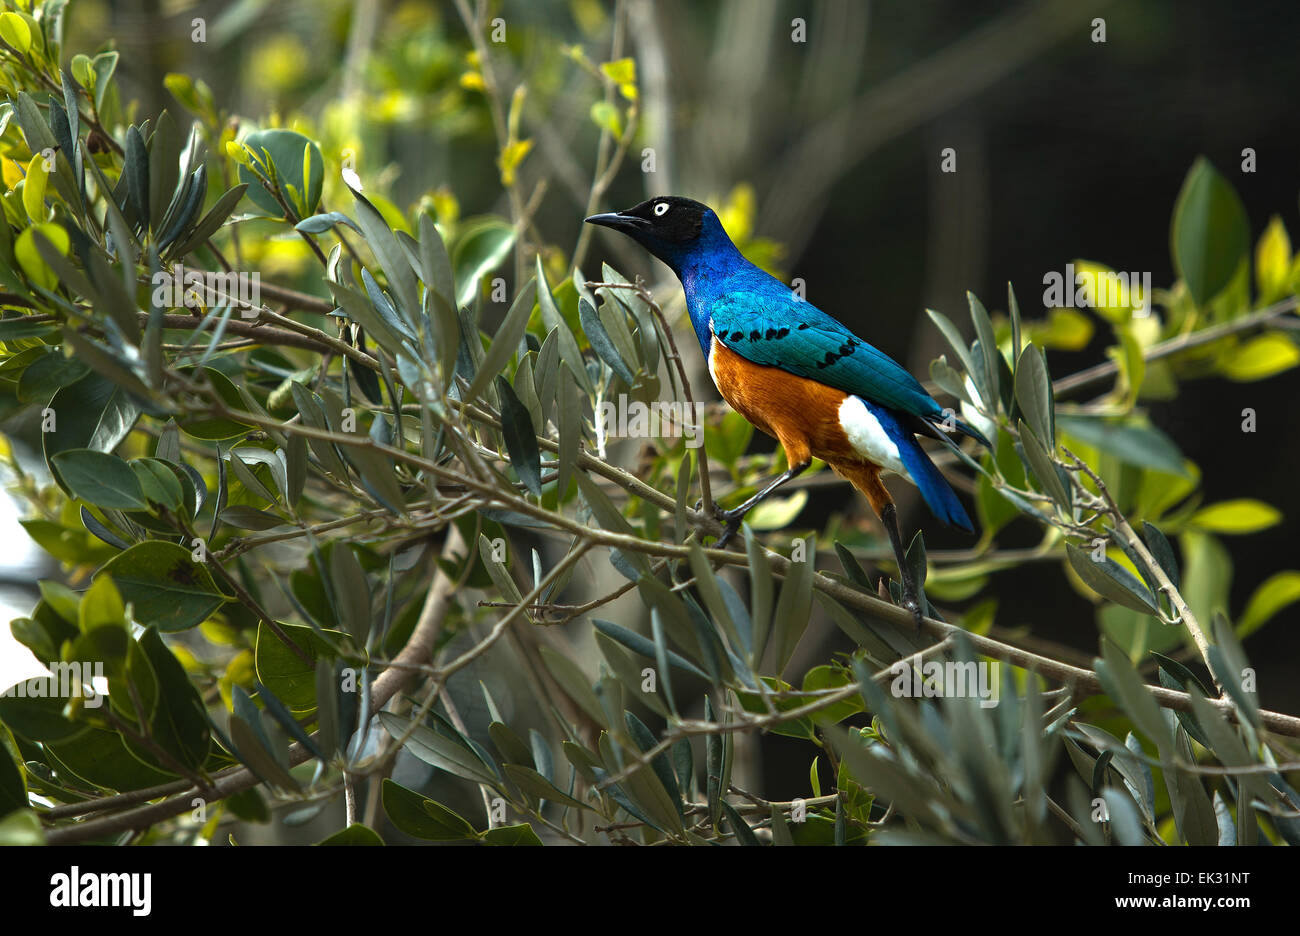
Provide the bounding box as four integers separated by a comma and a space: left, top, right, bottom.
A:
585, 196, 988, 622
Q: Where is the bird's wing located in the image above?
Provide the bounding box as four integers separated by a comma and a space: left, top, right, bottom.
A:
709, 291, 944, 420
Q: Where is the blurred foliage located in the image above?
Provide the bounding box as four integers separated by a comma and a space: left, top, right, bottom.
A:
0, 0, 1296, 847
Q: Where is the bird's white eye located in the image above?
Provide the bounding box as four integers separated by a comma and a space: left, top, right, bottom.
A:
653, 202, 670, 217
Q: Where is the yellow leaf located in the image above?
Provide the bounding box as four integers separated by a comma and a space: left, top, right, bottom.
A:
1190, 499, 1281, 534
1035, 306, 1094, 350
224, 140, 251, 166
1239, 570, 1300, 637
0, 12, 32, 54
497, 138, 533, 187
2, 158, 24, 190
301, 141, 314, 216
600, 57, 637, 87
430, 187, 459, 227
1220, 332, 1300, 382
21, 152, 48, 222
14, 221, 68, 291
1071, 259, 1147, 324
1255, 215, 1291, 303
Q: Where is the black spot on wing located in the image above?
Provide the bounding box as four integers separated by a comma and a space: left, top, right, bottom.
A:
815, 336, 860, 369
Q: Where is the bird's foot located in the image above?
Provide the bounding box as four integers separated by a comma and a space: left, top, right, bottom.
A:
694, 498, 744, 548
713, 508, 745, 549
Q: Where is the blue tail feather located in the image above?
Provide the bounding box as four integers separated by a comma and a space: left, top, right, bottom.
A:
895, 431, 974, 532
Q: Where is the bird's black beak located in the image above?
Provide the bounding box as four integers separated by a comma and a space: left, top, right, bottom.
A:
584, 210, 647, 233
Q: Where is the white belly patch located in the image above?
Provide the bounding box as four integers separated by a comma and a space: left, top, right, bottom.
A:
838, 395, 909, 480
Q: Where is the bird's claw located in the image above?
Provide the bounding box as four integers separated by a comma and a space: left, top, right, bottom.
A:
695, 498, 743, 548
713, 508, 744, 549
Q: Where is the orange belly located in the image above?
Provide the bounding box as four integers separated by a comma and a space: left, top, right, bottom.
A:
707, 335, 897, 517
707, 335, 862, 466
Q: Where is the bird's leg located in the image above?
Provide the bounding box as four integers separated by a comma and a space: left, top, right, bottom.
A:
880, 502, 923, 629
712, 459, 810, 548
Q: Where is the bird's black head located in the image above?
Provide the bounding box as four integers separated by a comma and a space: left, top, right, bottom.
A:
585, 196, 720, 269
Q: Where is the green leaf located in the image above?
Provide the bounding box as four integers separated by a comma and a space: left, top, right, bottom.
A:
1140, 521, 1179, 590
497, 376, 543, 497
556, 363, 582, 498
537, 256, 594, 396
148, 110, 180, 234
377, 711, 500, 787
317, 823, 383, 845
0, 728, 26, 817
95, 541, 232, 632
1095, 641, 1168, 748
1056, 415, 1189, 478
968, 292, 1000, 415
464, 277, 536, 403
539, 646, 607, 728
452, 217, 515, 309
295, 211, 362, 235
771, 541, 815, 674
50, 450, 146, 509
1171, 157, 1250, 306
1067, 543, 1158, 614
170, 183, 249, 257
1190, 499, 1281, 534
1208, 612, 1259, 731
131, 458, 185, 512
0, 809, 41, 845
42, 378, 140, 494
382, 779, 479, 841
592, 619, 709, 679
926, 308, 980, 402
238, 129, 323, 217
502, 763, 592, 811
1014, 343, 1053, 448
328, 544, 371, 645
1017, 420, 1068, 510
226, 710, 301, 791
178, 367, 254, 440
124, 125, 149, 230
589, 101, 622, 136
418, 212, 455, 305
14, 220, 69, 291
579, 297, 636, 385
482, 822, 543, 845
138, 626, 211, 771
255, 622, 351, 713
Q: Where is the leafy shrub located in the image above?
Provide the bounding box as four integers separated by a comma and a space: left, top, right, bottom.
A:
0, 1, 1297, 846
